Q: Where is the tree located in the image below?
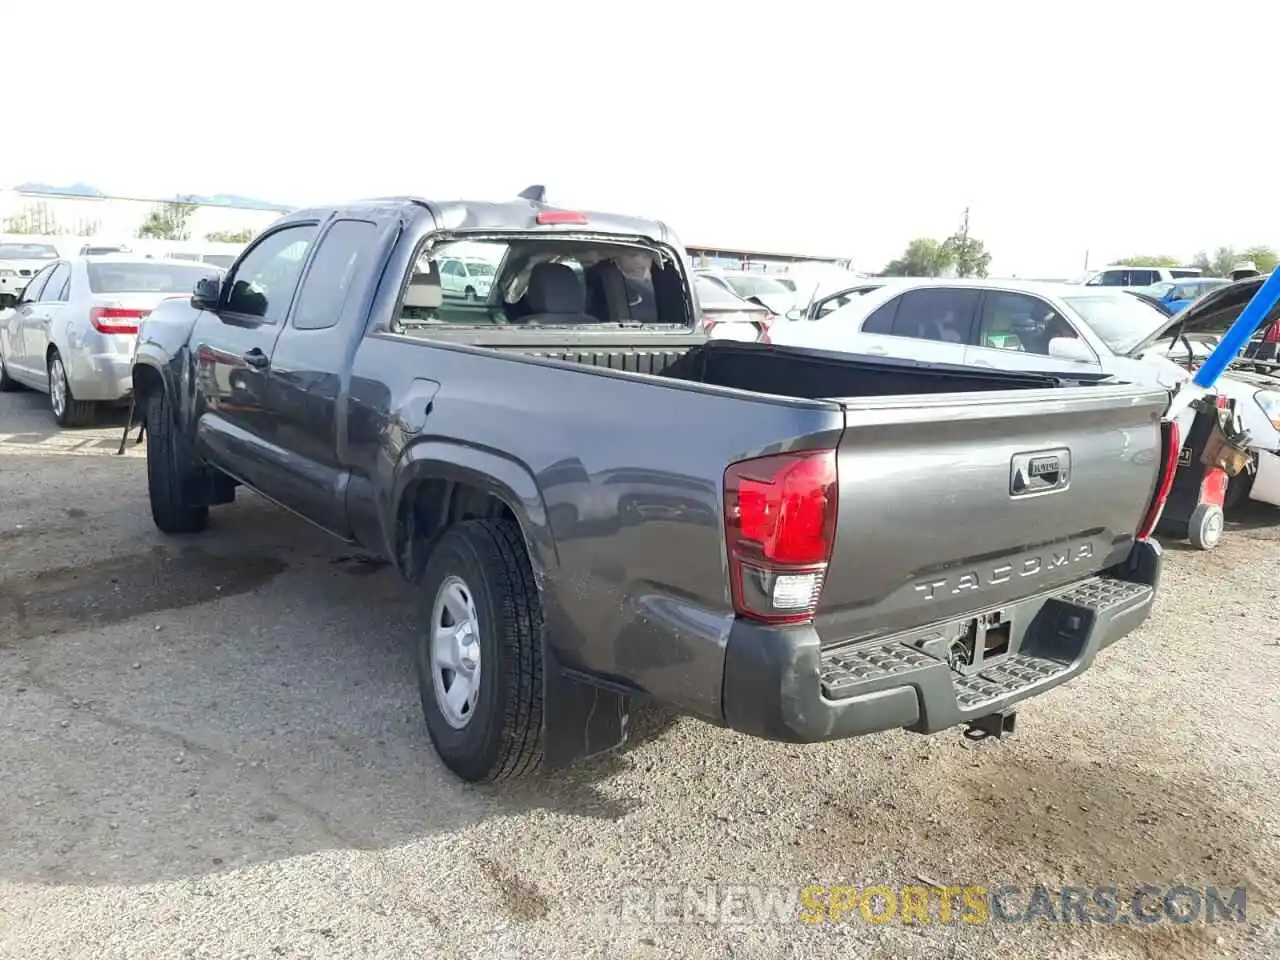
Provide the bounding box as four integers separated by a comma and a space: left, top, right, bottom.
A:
1191, 247, 1239, 277
136, 197, 198, 240
880, 237, 954, 277
204, 228, 255, 244
3, 202, 67, 235
1113, 254, 1181, 268
1240, 245, 1278, 275
940, 209, 990, 278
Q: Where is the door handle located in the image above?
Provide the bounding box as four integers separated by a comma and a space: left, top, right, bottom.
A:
865, 346, 887, 354
243, 348, 270, 370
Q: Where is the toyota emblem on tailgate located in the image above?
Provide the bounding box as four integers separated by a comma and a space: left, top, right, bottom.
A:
1010, 448, 1071, 497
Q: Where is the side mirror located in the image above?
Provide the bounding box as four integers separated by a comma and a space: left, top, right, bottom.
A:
191, 275, 222, 310
1048, 337, 1094, 362
784, 307, 804, 321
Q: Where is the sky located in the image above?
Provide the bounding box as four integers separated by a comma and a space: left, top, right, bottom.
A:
6, 0, 1279, 277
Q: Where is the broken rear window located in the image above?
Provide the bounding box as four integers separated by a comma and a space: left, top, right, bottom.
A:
394, 238, 691, 332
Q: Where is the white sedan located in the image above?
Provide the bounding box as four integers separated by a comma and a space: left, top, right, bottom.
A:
772, 276, 1280, 511
0, 255, 219, 426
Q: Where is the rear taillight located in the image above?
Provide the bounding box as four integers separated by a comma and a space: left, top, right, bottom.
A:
1137, 419, 1182, 540
724, 449, 838, 624
90, 307, 147, 334
1265, 322, 1280, 344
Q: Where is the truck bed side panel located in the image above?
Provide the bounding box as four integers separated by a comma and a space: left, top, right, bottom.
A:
344, 335, 845, 722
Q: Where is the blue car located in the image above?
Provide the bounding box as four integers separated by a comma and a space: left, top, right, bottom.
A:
1139, 277, 1231, 314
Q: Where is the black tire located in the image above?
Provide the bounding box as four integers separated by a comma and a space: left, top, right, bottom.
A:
47, 350, 96, 427
415, 517, 543, 782
144, 388, 209, 534
0, 355, 20, 392
1187, 503, 1225, 550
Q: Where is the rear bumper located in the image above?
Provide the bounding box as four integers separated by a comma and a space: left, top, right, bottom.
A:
64, 340, 135, 402
721, 539, 1162, 743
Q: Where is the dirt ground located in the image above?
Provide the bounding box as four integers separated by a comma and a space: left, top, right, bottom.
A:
2, 388, 1279, 960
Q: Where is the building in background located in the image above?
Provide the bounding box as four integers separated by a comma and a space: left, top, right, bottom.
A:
0, 185, 290, 254
685, 242, 853, 275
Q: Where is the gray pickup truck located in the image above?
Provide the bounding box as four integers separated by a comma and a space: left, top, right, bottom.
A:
126, 191, 1179, 782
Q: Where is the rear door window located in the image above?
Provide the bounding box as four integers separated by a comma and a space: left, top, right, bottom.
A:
888, 288, 981, 343
291, 220, 378, 330
861, 297, 899, 334
43, 262, 71, 302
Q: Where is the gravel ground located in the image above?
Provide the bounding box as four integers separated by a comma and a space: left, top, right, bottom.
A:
2, 388, 1280, 960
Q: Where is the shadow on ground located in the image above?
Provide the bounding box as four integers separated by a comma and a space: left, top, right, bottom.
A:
0, 497, 680, 889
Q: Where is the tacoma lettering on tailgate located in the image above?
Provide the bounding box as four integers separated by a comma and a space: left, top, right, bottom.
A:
912, 542, 1095, 601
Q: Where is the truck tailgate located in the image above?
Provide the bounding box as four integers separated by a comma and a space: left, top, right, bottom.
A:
817, 383, 1169, 645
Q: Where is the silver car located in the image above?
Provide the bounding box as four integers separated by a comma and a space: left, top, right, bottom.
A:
0, 255, 220, 425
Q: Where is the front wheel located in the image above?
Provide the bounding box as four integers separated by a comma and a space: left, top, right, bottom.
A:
48, 351, 96, 427
144, 388, 209, 534
415, 517, 544, 782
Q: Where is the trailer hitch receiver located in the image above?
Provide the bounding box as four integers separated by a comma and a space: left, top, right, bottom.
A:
963, 710, 1017, 742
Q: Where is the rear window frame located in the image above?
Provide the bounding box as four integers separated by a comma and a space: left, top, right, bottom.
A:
385, 231, 697, 338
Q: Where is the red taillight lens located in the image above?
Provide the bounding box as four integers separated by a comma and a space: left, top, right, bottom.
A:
1138, 419, 1182, 540
1265, 322, 1280, 344
535, 210, 588, 225
724, 449, 838, 624
89, 307, 147, 334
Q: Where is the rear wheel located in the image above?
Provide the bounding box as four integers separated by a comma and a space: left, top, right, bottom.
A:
48, 350, 96, 427
144, 388, 209, 534
415, 517, 544, 782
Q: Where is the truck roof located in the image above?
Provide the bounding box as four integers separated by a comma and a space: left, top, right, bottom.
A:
277, 196, 675, 245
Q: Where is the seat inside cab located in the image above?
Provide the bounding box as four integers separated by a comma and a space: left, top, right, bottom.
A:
395, 239, 690, 330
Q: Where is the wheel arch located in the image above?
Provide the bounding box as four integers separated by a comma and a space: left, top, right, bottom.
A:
391, 441, 557, 590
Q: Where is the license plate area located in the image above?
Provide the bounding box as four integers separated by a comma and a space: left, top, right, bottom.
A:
909, 610, 1013, 676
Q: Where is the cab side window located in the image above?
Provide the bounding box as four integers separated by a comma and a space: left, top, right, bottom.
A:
223, 225, 317, 322
291, 220, 378, 331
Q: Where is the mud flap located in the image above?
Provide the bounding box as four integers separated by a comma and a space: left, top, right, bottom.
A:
542, 643, 632, 771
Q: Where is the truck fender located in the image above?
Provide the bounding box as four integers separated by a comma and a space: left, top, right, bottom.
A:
391, 441, 557, 580
392, 444, 632, 771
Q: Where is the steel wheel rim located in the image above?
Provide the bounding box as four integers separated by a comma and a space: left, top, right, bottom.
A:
1204, 511, 1224, 546
49, 356, 66, 417
430, 575, 482, 729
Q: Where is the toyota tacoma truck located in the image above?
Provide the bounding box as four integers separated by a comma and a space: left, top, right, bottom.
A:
125, 190, 1179, 782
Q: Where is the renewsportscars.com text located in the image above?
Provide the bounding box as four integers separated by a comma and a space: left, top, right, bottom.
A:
616, 883, 1248, 926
